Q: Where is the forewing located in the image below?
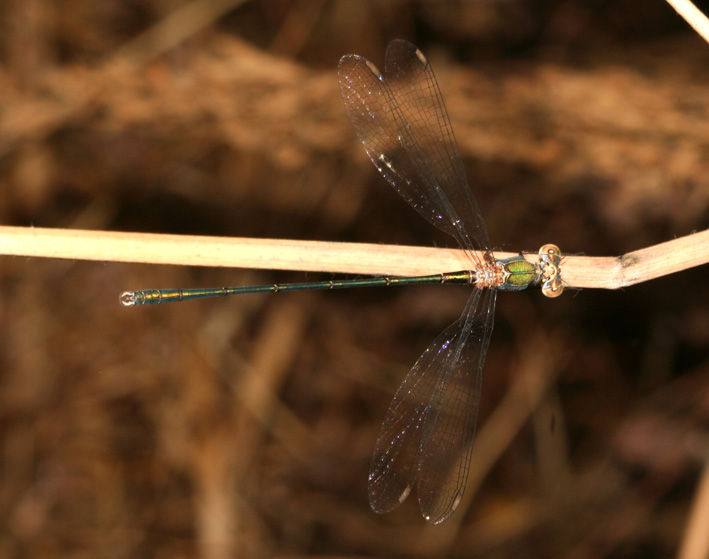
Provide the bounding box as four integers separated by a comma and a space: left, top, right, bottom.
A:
416, 288, 496, 524
338, 48, 488, 261
368, 288, 488, 515
384, 39, 491, 254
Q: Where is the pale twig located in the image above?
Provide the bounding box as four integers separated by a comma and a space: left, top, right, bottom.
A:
665, 0, 709, 44
1, 226, 707, 290
678, 459, 709, 559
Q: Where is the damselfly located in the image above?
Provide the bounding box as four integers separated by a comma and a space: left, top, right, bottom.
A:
121, 40, 563, 524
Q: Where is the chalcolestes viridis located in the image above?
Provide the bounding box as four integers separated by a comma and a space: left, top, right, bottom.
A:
121, 39, 564, 525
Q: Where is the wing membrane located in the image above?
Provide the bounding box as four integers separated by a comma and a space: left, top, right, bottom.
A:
384, 39, 490, 254
341, 40, 498, 525
416, 288, 495, 523
368, 288, 495, 523
338, 40, 490, 263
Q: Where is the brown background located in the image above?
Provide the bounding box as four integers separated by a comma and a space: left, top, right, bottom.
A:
1, 1, 708, 557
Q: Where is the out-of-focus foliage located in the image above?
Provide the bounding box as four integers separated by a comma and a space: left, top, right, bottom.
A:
0, 1, 707, 558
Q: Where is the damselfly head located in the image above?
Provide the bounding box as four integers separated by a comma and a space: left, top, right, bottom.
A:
539, 244, 564, 298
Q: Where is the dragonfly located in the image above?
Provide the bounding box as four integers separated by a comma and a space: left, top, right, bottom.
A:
121, 39, 563, 524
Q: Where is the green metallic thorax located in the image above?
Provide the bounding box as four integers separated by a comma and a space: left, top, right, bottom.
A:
496, 256, 538, 291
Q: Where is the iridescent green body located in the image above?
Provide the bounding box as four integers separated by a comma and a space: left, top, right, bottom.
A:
496, 256, 538, 291
121, 271, 474, 306
120, 246, 563, 307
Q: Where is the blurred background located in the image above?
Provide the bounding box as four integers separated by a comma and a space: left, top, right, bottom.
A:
1, 1, 708, 557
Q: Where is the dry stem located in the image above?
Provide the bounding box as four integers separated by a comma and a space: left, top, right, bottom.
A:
1, 225, 706, 291
665, 0, 709, 44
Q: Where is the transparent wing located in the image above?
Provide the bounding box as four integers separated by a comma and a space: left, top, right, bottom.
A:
342, 39, 498, 524
368, 288, 495, 523
417, 288, 495, 524
338, 40, 490, 263
384, 39, 491, 254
